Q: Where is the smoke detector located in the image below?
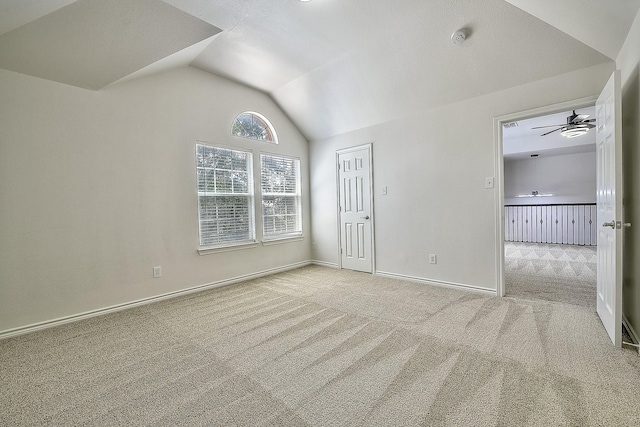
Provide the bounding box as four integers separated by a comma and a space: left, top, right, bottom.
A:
451, 30, 466, 45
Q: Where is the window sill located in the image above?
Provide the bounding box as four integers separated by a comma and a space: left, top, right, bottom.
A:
198, 241, 258, 256
261, 235, 304, 246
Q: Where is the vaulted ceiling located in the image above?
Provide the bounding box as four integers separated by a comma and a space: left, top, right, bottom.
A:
1, 0, 639, 141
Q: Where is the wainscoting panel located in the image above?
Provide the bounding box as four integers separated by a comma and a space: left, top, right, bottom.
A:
504, 204, 596, 245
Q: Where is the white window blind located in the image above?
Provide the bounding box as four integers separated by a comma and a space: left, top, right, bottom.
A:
196, 144, 255, 247
260, 154, 301, 239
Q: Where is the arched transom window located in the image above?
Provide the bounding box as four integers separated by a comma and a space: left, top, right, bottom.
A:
231, 111, 278, 144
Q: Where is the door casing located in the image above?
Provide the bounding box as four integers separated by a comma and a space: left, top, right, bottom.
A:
493, 96, 598, 297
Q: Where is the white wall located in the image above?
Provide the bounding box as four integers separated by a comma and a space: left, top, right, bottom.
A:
310, 61, 614, 291
504, 152, 596, 205
0, 66, 311, 333
616, 8, 640, 340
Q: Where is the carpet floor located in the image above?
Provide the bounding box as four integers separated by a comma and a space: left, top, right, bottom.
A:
2, 265, 639, 426
505, 242, 597, 308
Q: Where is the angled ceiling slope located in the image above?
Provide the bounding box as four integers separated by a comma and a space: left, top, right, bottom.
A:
504, 0, 640, 59
176, 0, 624, 140
0, 0, 221, 90
2, 0, 638, 141
0, 0, 76, 35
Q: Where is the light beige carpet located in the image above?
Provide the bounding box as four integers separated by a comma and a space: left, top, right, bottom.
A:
2, 265, 639, 426
505, 242, 597, 308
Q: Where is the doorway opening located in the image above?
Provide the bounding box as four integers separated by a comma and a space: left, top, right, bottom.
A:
494, 97, 598, 307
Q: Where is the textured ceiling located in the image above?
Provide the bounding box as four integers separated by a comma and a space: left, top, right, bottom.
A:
0, 0, 221, 89
265, 0, 610, 140
503, 0, 640, 59
1, 0, 638, 140
0, 0, 76, 35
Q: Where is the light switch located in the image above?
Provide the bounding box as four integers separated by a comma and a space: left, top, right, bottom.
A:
382, 186, 388, 195
484, 177, 494, 189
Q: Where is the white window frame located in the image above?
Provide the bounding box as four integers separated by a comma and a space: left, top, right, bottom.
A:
195, 143, 256, 253
260, 153, 302, 242
231, 111, 278, 144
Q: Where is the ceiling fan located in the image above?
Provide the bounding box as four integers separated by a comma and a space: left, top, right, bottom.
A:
532, 110, 596, 138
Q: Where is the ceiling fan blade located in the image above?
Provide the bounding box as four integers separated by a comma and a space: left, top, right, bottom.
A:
540, 127, 563, 136
573, 114, 590, 123
531, 124, 566, 129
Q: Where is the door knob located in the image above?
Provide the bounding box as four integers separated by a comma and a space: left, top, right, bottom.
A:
602, 221, 616, 229
361, 216, 370, 220
623, 223, 632, 228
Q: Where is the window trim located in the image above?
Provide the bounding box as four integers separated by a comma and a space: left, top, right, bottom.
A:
261, 236, 304, 246
198, 241, 258, 256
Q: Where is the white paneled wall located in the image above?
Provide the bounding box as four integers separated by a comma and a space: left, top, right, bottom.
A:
504, 204, 597, 246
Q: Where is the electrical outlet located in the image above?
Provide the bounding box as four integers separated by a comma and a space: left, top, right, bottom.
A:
153, 266, 161, 278
429, 254, 437, 264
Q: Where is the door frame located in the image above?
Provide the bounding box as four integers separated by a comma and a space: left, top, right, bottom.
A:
493, 96, 598, 297
335, 143, 376, 273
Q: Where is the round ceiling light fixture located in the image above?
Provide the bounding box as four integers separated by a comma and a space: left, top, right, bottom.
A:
451, 29, 466, 45
560, 125, 591, 138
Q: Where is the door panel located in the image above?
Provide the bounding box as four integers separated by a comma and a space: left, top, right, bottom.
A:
338, 146, 373, 273
596, 70, 623, 347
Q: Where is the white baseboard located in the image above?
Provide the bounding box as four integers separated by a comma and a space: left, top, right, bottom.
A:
310, 260, 339, 268
0, 261, 312, 340
376, 270, 496, 295
623, 314, 639, 344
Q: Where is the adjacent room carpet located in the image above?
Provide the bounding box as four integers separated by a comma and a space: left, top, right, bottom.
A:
504, 241, 597, 308
2, 265, 639, 426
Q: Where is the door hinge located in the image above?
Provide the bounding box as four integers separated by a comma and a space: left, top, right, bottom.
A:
340, 248, 343, 254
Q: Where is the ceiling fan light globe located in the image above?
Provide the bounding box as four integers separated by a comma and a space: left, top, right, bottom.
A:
560, 127, 590, 138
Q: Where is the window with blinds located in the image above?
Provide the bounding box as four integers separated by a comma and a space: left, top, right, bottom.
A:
260, 154, 301, 239
196, 144, 255, 248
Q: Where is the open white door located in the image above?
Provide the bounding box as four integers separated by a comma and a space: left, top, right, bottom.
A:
337, 145, 374, 273
596, 70, 623, 347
